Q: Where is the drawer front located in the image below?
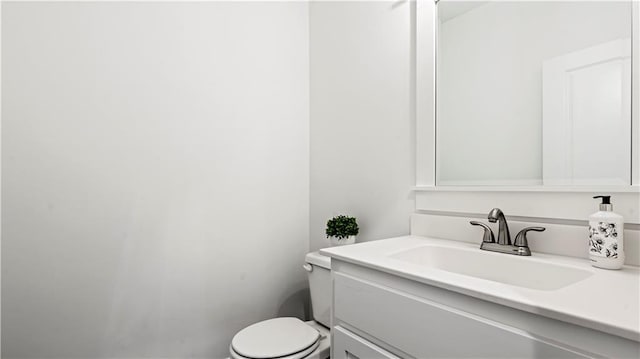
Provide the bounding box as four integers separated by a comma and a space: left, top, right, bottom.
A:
333, 272, 591, 358
333, 325, 400, 359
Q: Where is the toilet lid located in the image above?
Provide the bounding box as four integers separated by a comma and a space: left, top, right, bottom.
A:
231, 317, 320, 359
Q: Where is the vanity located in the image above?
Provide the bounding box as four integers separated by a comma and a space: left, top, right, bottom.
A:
321, 235, 640, 358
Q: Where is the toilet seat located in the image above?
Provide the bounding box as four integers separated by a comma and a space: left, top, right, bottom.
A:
230, 317, 320, 359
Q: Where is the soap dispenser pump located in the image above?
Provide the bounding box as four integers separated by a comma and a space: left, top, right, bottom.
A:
589, 195, 625, 269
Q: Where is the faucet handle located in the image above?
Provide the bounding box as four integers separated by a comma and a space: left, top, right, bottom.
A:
514, 227, 546, 247
470, 221, 495, 243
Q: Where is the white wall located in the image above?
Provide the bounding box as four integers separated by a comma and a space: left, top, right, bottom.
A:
309, 1, 414, 251
437, 1, 631, 185
1, 2, 309, 358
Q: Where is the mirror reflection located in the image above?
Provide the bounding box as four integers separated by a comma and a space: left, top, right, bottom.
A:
436, 1, 632, 186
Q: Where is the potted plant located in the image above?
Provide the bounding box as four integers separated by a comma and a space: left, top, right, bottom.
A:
326, 215, 359, 246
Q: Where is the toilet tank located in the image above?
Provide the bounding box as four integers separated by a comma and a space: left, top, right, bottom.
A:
304, 252, 331, 327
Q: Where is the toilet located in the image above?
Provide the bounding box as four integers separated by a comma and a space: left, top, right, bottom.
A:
229, 252, 331, 359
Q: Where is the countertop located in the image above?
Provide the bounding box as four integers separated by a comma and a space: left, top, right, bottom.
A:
321, 235, 640, 342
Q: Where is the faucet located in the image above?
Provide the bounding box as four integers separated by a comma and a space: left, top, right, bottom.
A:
470, 208, 545, 256
487, 208, 511, 245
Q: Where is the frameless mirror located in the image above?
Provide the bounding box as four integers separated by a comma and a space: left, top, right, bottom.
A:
436, 0, 633, 186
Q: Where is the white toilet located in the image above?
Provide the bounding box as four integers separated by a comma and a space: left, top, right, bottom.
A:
229, 252, 331, 359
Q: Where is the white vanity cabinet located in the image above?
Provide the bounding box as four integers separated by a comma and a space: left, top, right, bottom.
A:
329, 259, 640, 359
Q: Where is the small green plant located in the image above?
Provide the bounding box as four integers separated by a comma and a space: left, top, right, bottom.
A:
326, 215, 359, 239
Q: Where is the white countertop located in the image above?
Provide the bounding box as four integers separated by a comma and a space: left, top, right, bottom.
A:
321, 235, 640, 342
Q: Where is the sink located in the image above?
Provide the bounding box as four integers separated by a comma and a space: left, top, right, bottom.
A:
389, 245, 593, 291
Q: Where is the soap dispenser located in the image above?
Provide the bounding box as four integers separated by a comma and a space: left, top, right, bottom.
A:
589, 195, 625, 269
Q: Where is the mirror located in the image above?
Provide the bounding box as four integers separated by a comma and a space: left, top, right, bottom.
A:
436, 0, 633, 186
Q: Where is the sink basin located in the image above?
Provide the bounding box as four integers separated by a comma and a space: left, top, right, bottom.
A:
389, 245, 593, 290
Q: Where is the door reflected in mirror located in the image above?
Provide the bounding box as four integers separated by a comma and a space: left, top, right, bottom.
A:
436, 0, 632, 186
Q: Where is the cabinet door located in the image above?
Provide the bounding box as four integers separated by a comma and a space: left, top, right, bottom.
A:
333, 326, 400, 359
334, 272, 593, 358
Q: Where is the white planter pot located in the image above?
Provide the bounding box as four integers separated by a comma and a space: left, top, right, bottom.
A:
329, 235, 356, 246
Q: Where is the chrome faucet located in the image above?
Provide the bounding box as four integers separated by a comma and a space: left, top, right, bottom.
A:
488, 208, 511, 245
470, 208, 545, 256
